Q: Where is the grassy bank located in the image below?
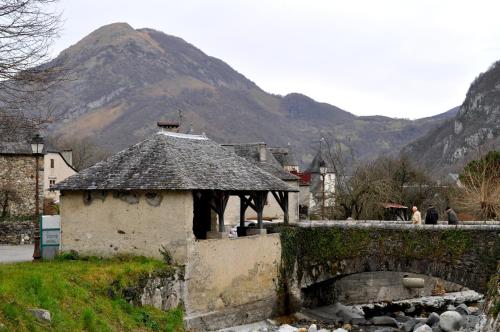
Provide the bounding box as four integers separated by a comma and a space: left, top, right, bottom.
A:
0, 256, 183, 331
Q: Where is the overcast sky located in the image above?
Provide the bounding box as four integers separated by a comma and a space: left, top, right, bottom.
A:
52, 0, 500, 119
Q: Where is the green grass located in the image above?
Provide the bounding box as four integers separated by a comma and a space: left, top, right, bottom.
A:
0, 256, 184, 331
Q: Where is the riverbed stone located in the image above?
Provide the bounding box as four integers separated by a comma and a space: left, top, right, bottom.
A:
439, 311, 464, 332
426, 312, 440, 326
332, 329, 348, 332
308, 324, 318, 332
402, 318, 418, 332
371, 316, 399, 327
446, 305, 456, 311
431, 325, 442, 332
413, 322, 425, 331
333, 303, 364, 322
414, 324, 432, 332
278, 324, 298, 332
455, 304, 470, 316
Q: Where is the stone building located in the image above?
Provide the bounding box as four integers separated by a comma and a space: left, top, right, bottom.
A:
222, 142, 300, 225
54, 130, 297, 327
0, 138, 76, 216
0, 141, 44, 216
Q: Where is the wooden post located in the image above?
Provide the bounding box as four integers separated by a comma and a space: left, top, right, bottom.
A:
272, 191, 289, 224
239, 195, 247, 228
207, 191, 230, 233
283, 191, 289, 224
254, 191, 267, 229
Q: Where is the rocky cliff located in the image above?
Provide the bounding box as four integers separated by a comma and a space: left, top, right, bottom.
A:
403, 62, 500, 174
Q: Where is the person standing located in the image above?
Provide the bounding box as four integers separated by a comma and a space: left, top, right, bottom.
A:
411, 206, 422, 225
445, 207, 459, 225
425, 203, 439, 224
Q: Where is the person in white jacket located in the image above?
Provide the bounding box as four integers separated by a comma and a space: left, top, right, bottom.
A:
411, 206, 422, 225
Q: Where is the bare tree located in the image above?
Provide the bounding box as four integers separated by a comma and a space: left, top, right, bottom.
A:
0, 0, 62, 137
48, 135, 111, 171
456, 150, 500, 220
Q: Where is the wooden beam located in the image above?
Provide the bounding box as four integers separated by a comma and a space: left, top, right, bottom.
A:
252, 191, 267, 229
239, 195, 248, 228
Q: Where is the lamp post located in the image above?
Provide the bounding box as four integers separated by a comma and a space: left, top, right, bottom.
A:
31, 133, 44, 261
319, 160, 327, 220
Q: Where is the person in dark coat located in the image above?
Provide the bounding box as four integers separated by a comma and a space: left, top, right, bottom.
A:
445, 207, 459, 225
425, 204, 439, 224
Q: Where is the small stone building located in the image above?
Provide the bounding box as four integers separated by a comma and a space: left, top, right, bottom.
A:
55, 131, 298, 328
223, 142, 300, 225
54, 131, 297, 260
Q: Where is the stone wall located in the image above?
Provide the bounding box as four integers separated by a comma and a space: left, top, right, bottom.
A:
59, 190, 193, 263
0, 154, 44, 216
121, 268, 184, 312
184, 234, 282, 330
279, 222, 500, 309
0, 220, 35, 244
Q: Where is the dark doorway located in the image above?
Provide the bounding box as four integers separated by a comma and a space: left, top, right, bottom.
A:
192, 191, 212, 239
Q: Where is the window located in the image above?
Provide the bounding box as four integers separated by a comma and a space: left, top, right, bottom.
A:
50, 159, 54, 168
49, 179, 56, 186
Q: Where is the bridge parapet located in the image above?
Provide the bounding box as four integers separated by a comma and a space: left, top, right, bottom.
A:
297, 220, 500, 227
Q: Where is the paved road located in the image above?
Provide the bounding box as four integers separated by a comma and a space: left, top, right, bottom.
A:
0, 245, 33, 263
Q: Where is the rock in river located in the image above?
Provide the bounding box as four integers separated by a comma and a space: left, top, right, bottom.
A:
414, 324, 432, 332
439, 311, 464, 332
371, 316, 399, 327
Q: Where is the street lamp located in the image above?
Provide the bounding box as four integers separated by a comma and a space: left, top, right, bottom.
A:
31, 133, 44, 260
319, 160, 327, 220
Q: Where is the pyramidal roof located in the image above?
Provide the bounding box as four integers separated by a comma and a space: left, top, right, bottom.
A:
54, 132, 297, 192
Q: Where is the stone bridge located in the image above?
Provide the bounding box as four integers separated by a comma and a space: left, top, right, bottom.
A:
279, 221, 500, 307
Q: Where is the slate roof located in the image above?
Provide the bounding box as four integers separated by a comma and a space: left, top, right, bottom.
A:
222, 143, 298, 181
54, 132, 297, 192
0, 138, 57, 155
269, 147, 298, 167
0, 141, 32, 155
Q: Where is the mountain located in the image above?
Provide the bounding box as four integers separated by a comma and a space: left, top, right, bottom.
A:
41, 23, 454, 166
403, 63, 500, 175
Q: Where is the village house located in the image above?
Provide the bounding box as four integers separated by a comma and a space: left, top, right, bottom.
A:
307, 148, 336, 213
53, 125, 297, 326
43, 146, 76, 201
222, 142, 300, 225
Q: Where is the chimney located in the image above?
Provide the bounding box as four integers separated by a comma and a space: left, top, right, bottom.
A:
157, 121, 180, 133
259, 143, 267, 162
61, 149, 73, 167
